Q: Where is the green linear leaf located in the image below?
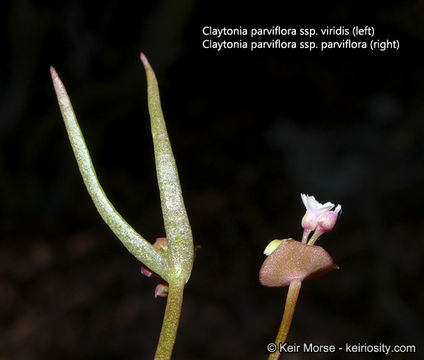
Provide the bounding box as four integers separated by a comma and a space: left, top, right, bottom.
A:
140, 54, 194, 283
50, 67, 170, 281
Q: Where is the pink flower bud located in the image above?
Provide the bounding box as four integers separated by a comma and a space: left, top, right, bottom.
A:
153, 237, 168, 251
140, 265, 153, 277
155, 283, 169, 298
301, 210, 317, 231
317, 205, 341, 233
300, 194, 334, 231
140, 237, 168, 279
300, 194, 341, 244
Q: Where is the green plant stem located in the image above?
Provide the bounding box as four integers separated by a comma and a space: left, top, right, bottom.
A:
301, 230, 310, 244
268, 279, 302, 360
154, 280, 185, 360
308, 230, 323, 246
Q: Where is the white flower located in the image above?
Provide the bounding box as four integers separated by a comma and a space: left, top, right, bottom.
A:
300, 193, 341, 244
300, 194, 334, 231
301, 193, 334, 217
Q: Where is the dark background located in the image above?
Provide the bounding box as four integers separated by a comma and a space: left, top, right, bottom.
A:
1, 1, 423, 359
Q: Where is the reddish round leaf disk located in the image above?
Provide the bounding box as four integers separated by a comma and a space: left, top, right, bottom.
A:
259, 239, 338, 288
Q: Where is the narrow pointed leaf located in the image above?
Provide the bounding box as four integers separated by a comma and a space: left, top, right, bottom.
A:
140, 54, 193, 283
50, 67, 170, 280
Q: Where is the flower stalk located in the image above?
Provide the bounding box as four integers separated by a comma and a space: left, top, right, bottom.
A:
261, 194, 341, 358
268, 279, 302, 360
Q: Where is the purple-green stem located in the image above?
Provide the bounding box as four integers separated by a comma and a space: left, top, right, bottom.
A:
51, 53, 193, 360
154, 279, 185, 360
268, 279, 302, 360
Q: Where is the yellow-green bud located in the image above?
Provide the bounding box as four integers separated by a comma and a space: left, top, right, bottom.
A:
264, 239, 283, 256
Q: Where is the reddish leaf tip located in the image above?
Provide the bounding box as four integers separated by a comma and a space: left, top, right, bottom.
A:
50, 66, 57, 78
140, 52, 151, 69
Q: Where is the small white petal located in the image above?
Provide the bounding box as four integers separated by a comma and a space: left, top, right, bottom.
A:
316, 202, 335, 217
334, 204, 342, 214
300, 193, 308, 208
301, 193, 340, 218
307, 195, 319, 210
320, 201, 335, 209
